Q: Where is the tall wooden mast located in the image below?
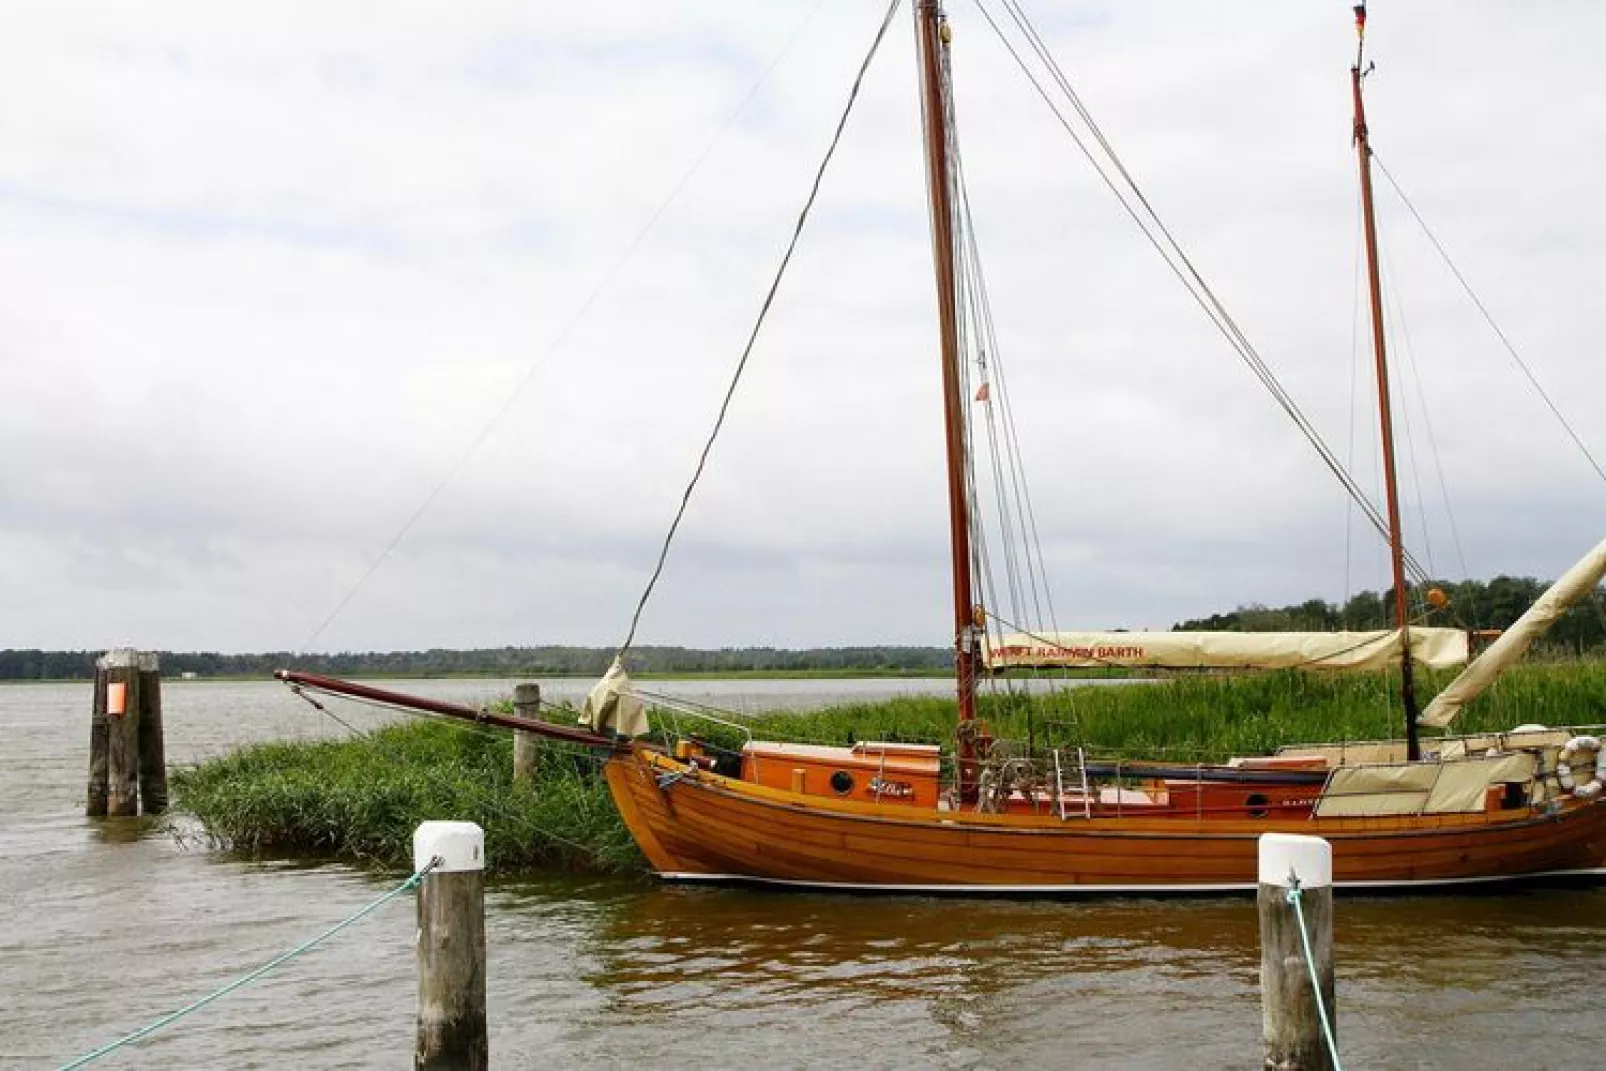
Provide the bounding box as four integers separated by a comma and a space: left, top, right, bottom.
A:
915, 0, 980, 792
1350, 3, 1421, 760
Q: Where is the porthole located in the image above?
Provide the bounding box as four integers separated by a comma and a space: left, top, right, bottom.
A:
830, 770, 855, 795
1245, 793, 1269, 819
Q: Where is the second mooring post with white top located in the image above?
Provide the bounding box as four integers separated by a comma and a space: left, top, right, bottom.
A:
1258, 833, 1336, 1071
414, 821, 487, 1071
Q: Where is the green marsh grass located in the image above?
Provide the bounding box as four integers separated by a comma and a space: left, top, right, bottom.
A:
172, 720, 641, 875
174, 660, 1606, 875
706, 661, 1606, 761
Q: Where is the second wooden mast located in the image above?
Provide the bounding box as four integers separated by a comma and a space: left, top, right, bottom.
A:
1351, 3, 1421, 760
915, 0, 981, 793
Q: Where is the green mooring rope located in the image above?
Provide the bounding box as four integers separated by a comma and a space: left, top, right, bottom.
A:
1286, 882, 1344, 1071
57, 864, 434, 1070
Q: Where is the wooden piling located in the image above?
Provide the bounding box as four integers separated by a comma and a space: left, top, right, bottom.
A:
100, 649, 143, 818
137, 653, 168, 814
86, 668, 109, 818
512, 683, 541, 783
88, 649, 167, 818
1258, 832, 1336, 1071
414, 821, 487, 1071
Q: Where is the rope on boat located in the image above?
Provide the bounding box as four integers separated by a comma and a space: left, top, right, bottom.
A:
56, 863, 436, 1069
1371, 152, 1606, 490
1286, 880, 1344, 1071
286, 0, 827, 655
284, 681, 618, 861
616, 0, 904, 656
970, 0, 1426, 583
301, 687, 619, 860
288, 683, 369, 738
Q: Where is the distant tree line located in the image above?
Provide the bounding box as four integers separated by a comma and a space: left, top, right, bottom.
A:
0, 644, 954, 681
10, 576, 1600, 681
1175, 577, 1606, 654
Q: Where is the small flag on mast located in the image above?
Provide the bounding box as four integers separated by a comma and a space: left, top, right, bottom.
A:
974, 382, 990, 403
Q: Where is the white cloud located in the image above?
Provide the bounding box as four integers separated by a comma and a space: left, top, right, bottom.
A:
2, 1, 1603, 652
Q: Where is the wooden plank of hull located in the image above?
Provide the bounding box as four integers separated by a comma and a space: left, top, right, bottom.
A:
604, 752, 1606, 891
695, 801, 1588, 884
666, 780, 1597, 886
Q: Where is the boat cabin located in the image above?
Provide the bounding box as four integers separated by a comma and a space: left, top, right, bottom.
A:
669, 728, 1561, 825
739, 740, 943, 808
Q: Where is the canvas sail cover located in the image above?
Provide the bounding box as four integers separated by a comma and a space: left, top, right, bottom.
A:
1419, 537, 1606, 728
982, 628, 1468, 672
579, 658, 650, 738
1313, 753, 1536, 817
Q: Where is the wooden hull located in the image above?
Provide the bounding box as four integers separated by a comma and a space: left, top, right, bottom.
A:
605, 748, 1606, 894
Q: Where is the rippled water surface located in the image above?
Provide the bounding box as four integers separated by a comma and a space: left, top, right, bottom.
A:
3, 679, 1603, 1069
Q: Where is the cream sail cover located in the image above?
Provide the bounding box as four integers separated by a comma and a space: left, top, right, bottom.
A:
1312, 753, 1536, 817
1419, 537, 1606, 728
982, 628, 1468, 672
579, 658, 650, 738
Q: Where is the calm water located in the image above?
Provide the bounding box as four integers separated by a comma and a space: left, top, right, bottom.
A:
2, 678, 1603, 1069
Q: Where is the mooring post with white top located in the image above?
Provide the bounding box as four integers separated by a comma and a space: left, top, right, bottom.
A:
512, 682, 541, 783
414, 821, 487, 1071
1258, 833, 1336, 1071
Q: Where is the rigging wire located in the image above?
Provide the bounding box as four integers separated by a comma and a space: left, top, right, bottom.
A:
943, 101, 997, 627
617, 0, 904, 656
1376, 230, 1437, 581
970, 0, 1430, 585
952, 149, 1025, 629
936, 32, 997, 721
1377, 219, 1470, 584
287, 684, 369, 738
959, 177, 1056, 634
1343, 193, 1365, 619
991, 336, 1062, 636
1372, 153, 1606, 488
291, 0, 834, 654
941, 19, 1067, 721
286, 684, 617, 860
993, 0, 1413, 576
959, 200, 1023, 708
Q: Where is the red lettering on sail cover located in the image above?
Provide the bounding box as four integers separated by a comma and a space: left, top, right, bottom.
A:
993, 644, 1146, 661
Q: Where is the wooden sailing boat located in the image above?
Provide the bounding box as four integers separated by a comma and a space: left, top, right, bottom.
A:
281, 2, 1606, 892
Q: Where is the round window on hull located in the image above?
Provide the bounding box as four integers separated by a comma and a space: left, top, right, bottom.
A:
830, 771, 855, 795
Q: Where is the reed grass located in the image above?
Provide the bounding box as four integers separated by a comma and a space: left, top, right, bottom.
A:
696, 662, 1606, 761
174, 660, 1606, 875
171, 721, 641, 875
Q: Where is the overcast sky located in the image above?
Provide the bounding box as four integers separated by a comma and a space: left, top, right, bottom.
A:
3, 1, 1603, 654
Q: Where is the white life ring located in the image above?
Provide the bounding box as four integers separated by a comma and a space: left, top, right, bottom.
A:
1559, 736, 1604, 800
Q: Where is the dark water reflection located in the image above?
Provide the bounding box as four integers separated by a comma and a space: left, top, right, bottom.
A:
5, 681, 1606, 1069
483, 876, 1606, 1070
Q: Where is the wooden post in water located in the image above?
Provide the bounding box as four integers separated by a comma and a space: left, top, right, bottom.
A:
86, 668, 109, 817
414, 821, 487, 1071
99, 649, 143, 817
88, 649, 167, 817
1259, 833, 1336, 1071
137, 653, 168, 814
512, 682, 541, 783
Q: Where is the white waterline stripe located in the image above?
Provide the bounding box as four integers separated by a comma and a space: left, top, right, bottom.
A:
657, 867, 1606, 895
